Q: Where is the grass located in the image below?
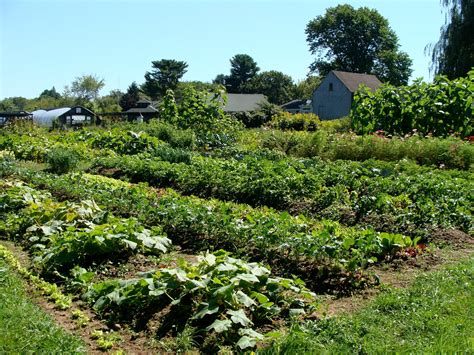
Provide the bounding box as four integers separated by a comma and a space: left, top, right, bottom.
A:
0, 258, 86, 353
263, 258, 474, 353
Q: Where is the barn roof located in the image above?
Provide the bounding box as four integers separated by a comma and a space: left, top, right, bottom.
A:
224, 94, 267, 112
332, 71, 382, 92
125, 106, 159, 113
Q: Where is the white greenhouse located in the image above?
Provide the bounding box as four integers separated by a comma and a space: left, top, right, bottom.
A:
32, 106, 96, 127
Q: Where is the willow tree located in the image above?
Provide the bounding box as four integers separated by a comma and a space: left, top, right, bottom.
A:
429, 0, 474, 78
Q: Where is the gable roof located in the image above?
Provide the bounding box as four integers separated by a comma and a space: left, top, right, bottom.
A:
224, 94, 267, 112
126, 106, 159, 113
281, 99, 305, 110
332, 71, 382, 92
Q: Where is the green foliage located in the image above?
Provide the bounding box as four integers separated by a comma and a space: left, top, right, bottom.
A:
68, 74, 105, 104
248, 71, 295, 105
142, 59, 188, 100
90, 129, 161, 155
140, 120, 196, 149
351, 71, 474, 137
226, 54, 260, 93
0, 181, 171, 276
45, 147, 80, 174
264, 259, 474, 353
429, 0, 474, 79
233, 102, 281, 128
0, 258, 85, 353
317, 116, 352, 133
306, 4, 412, 85
84, 250, 316, 350
119, 82, 141, 111
162, 87, 242, 147
268, 112, 320, 131
293, 76, 322, 100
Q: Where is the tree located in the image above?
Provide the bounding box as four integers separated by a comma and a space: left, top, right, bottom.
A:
294, 76, 322, 100
213, 74, 228, 85
142, 59, 188, 99
428, 0, 474, 78
227, 54, 260, 93
119, 82, 141, 111
248, 71, 295, 105
305, 4, 413, 85
69, 74, 105, 103
95, 90, 123, 113
0, 97, 29, 111
39, 87, 61, 99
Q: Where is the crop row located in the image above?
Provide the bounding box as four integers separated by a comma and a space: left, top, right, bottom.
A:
0, 180, 171, 275
0, 179, 318, 350
2, 128, 472, 237
1, 161, 420, 291
89, 153, 473, 237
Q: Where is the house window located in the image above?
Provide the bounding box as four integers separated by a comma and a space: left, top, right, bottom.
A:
76, 108, 81, 113
329, 83, 333, 92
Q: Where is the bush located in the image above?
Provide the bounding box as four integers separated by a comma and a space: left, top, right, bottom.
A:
233, 102, 282, 128
45, 147, 79, 174
260, 130, 306, 155
318, 117, 352, 133
268, 112, 320, 131
141, 120, 196, 149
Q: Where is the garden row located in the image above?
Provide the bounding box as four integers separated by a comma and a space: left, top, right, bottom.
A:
1, 127, 472, 238
2, 119, 473, 170
0, 179, 317, 351
88, 153, 473, 238
1, 161, 418, 291
1, 130, 471, 238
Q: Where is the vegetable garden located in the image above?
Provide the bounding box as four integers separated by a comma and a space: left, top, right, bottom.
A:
0, 78, 472, 352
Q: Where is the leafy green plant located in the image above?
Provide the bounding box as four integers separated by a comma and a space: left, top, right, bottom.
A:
45, 147, 80, 174
351, 70, 474, 137
268, 112, 320, 131
84, 250, 316, 350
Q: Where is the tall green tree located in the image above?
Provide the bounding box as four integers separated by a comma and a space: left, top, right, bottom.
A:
227, 54, 260, 93
39, 87, 61, 99
119, 82, 141, 111
294, 76, 322, 100
69, 74, 105, 103
142, 59, 188, 99
305, 4, 412, 85
95, 90, 123, 113
428, 0, 474, 78
249, 71, 295, 105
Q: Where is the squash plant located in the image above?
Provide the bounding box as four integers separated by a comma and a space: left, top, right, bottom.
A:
84, 250, 317, 350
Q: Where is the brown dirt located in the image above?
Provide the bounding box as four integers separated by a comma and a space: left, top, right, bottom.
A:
428, 228, 474, 249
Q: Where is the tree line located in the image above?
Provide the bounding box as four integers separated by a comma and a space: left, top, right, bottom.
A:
1, 2, 471, 112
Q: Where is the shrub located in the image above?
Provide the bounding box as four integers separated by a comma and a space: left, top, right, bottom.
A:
141, 120, 196, 149
45, 147, 79, 174
268, 112, 320, 131
318, 116, 352, 133
233, 102, 282, 128
160, 88, 243, 148
260, 130, 306, 155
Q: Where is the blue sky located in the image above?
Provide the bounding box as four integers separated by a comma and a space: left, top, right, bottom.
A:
0, 0, 445, 99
